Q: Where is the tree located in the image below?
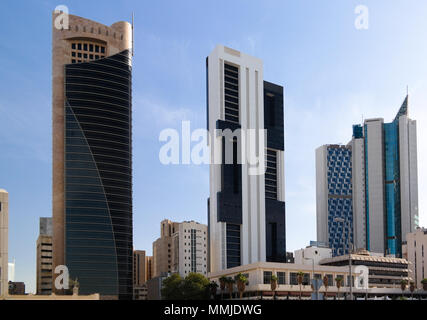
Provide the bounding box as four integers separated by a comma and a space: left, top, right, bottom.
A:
225, 277, 235, 299
161, 273, 211, 300
335, 276, 343, 300
409, 281, 415, 300
182, 273, 210, 300
219, 276, 227, 300
297, 272, 304, 300
235, 273, 248, 299
422, 279, 427, 291
162, 273, 184, 300
323, 275, 329, 300
400, 279, 408, 299
208, 281, 218, 300
271, 274, 278, 300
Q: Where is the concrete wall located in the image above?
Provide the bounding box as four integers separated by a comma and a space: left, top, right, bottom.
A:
365, 119, 385, 254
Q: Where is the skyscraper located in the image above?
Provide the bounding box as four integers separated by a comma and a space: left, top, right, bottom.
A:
0, 189, 8, 296
207, 45, 286, 273
316, 96, 418, 257
52, 12, 133, 299
37, 218, 53, 295
316, 145, 353, 256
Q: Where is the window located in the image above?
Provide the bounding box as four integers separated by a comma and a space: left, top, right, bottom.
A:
326, 274, 334, 286
277, 272, 286, 285
265, 149, 278, 200
224, 63, 239, 124
290, 273, 298, 285
0, 202, 2, 212
263, 271, 272, 284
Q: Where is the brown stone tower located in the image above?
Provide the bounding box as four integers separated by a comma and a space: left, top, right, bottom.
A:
52, 11, 133, 299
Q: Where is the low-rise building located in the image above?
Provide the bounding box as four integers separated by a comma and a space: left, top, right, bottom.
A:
36, 217, 53, 295
319, 249, 410, 288
402, 227, 427, 289
294, 244, 332, 266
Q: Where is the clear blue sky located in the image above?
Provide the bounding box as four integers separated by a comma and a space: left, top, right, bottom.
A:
1, 0, 426, 293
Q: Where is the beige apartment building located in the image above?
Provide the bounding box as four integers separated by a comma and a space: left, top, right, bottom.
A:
133, 250, 153, 286
153, 220, 207, 278
403, 227, 427, 289
36, 218, 53, 295
0, 189, 8, 297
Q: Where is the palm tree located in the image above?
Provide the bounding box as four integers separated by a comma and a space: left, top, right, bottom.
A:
219, 276, 227, 300
323, 275, 329, 300
400, 279, 408, 299
225, 277, 235, 299
409, 281, 415, 300
208, 281, 218, 300
335, 276, 343, 300
297, 271, 304, 300
235, 273, 248, 299
270, 274, 278, 300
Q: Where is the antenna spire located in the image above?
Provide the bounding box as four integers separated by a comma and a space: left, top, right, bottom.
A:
132, 12, 135, 56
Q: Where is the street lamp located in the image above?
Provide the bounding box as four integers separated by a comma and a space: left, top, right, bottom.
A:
333, 217, 353, 300
303, 250, 319, 300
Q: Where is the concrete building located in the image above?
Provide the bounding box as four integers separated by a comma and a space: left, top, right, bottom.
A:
36, 218, 53, 295
51, 11, 134, 299
209, 262, 354, 299
294, 244, 332, 266
133, 250, 153, 286
207, 45, 286, 273
153, 220, 179, 277
153, 220, 207, 278
319, 249, 410, 288
8, 281, 25, 295
146, 273, 170, 300
0, 189, 8, 297
316, 96, 418, 258
403, 227, 427, 289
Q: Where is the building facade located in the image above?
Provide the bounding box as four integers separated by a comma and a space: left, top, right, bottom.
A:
52, 12, 133, 299
133, 250, 152, 287
153, 220, 207, 278
316, 96, 418, 257
0, 189, 8, 296
316, 145, 354, 256
37, 218, 53, 295
319, 249, 410, 288
153, 220, 178, 277
403, 227, 427, 289
207, 45, 286, 273
294, 244, 332, 266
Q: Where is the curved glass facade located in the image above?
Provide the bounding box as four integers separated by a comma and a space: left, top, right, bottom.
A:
64, 50, 132, 299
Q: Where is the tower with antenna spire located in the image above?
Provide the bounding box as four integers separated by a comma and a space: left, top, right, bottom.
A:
316, 95, 419, 258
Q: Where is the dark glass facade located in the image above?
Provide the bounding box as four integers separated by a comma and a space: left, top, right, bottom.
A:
264, 81, 286, 263
64, 50, 133, 299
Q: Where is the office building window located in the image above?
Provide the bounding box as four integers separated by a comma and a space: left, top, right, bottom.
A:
70, 41, 106, 64
265, 149, 278, 200
277, 272, 286, 285
224, 63, 239, 124
226, 224, 241, 268
290, 273, 298, 285
263, 271, 272, 285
